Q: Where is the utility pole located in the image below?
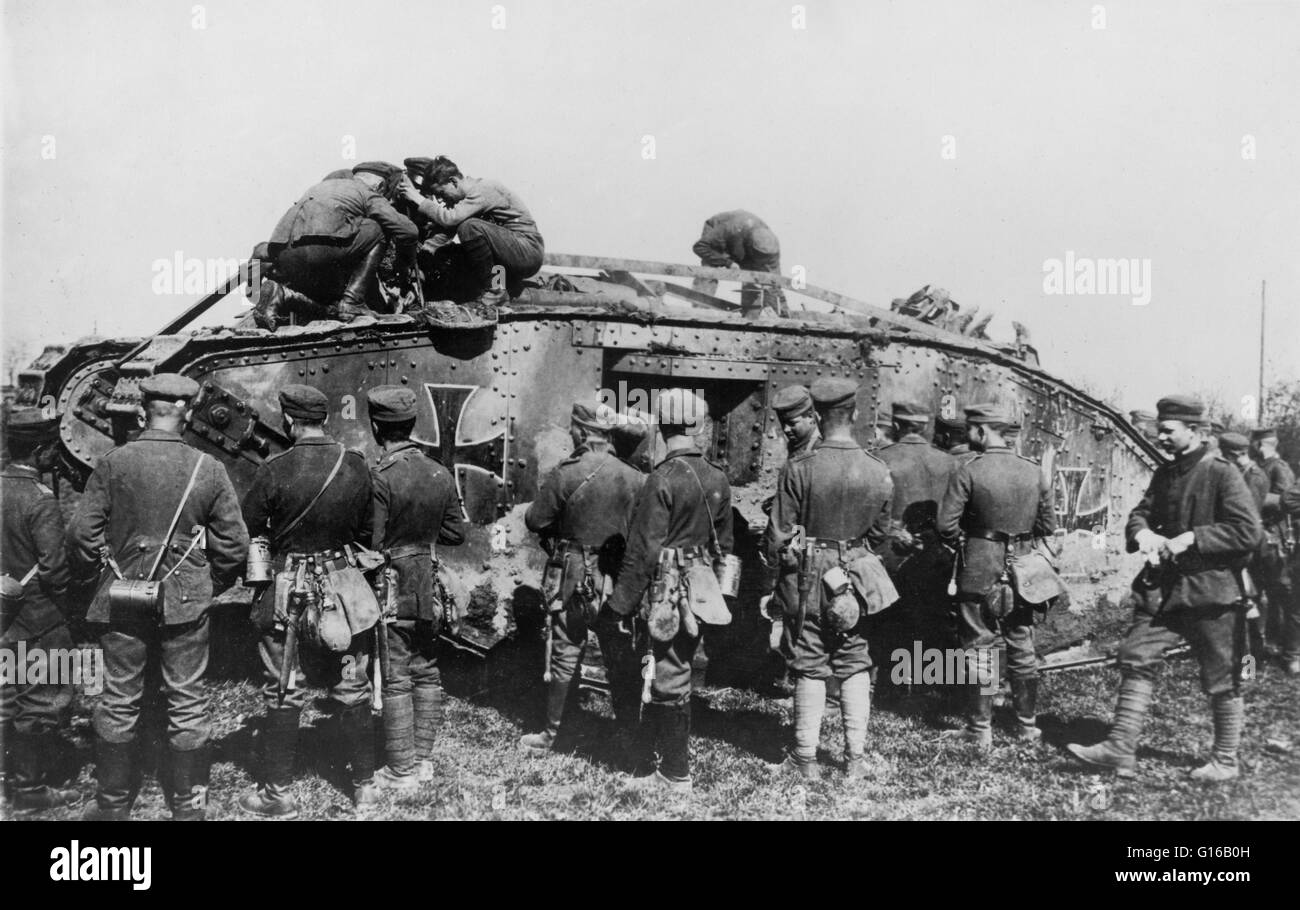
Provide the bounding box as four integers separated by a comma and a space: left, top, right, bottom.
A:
1258, 280, 1266, 426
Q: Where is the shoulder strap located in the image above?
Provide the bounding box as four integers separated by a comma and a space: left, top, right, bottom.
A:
145, 456, 205, 582
564, 452, 613, 513
274, 444, 347, 546
678, 458, 722, 555
19, 564, 40, 586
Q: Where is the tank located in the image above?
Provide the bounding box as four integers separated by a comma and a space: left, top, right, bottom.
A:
12, 254, 1159, 677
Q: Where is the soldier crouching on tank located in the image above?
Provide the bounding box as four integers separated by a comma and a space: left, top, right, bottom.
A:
252, 164, 418, 329
606, 390, 734, 794
397, 156, 544, 326
519, 402, 645, 765
691, 210, 788, 318
936, 403, 1063, 751
68, 374, 249, 820
1, 410, 79, 813
239, 385, 381, 817
364, 386, 465, 790
761, 379, 896, 779
1067, 396, 1263, 781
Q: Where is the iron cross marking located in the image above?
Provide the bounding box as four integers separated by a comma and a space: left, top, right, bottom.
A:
413, 383, 506, 521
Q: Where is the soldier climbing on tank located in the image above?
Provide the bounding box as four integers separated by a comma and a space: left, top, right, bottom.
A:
251, 164, 418, 330
398, 156, 544, 327
691, 210, 788, 318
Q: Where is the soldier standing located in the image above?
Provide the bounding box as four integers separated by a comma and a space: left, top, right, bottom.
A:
875, 402, 957, 680
761, 379, 893, 779
68, 374, 249, 820
607, 389, 733, 793
519, 403, 645, 761
1251, 428, 1297, 666
1283, 475, 1300, 674
936, 403, 1058, 749
771, 385, 820, 458
1220, 433, 1268, 511
365, 387, 465, 789
1067, 396, 1261, 780
238, 385, 377, 816
1, 410, 78, 813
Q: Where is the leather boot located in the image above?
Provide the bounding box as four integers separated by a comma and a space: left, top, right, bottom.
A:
375, 693, 418, 791
1189, 693, 1243, 782
412, 684, 443, 782
339, 704, 379, 808
337, 244, 385, 320
169, 745, 210, 821
238, 707, 300, 818
83, 738, 134, 821
9, 731, 80, 813
657, 702, 691, 785
1066, 677, 1152, 777
1010, 677, 1042, 742
520, 675, 570, 753
459, 229, 507, 319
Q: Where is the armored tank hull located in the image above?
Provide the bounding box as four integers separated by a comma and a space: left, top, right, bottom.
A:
13, 255, 1159, 674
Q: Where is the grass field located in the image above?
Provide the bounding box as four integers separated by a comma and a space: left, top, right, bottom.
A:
7, 634, 1299, 821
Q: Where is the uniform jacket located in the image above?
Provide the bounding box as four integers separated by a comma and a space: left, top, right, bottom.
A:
1260, 455, 1296, 529
370, 441, 465, 622
1237, 462, 1268, 514
1125, 443, 1262, 612
761, 438, 893, 614
938, 446, 1056, 596
416, 177, 543, 241
609, 450, 733, 616
526, 444, 645, 606
877, 433, 955, 534
691, 210, 780, 271
270, 177, 417, 256
2, 466, 70, 642
67, 430, 249, 626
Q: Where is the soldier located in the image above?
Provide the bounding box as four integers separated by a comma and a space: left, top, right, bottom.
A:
607, 389, 733, 793
1251, 427, 1297, 666
1, 410, 78, 813
1283, 475, 1300, 674
365, 387, 466, 790
238, 385, 377, 817
932, 414, 964, 454
1129, 410, 1159, 446
67, 374, 249, 820
761, 378, 893, 779
936, 403, 1059, 749
870, 412, 896, 451
691, 210, 787, 317
772, 385, 820, 458
254, 166, 418, 328
399, 156, 544, 316
1067, 396, 1261, 780
1220, 433, 1267, 512
875, 402, 958, 678
519, 402, 645, 761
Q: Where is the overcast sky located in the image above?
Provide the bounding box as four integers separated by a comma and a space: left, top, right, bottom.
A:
3, 0, 1297, 414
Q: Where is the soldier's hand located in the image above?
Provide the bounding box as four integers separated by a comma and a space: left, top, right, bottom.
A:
595, 605, 632, 637
1134, 529, 1165, 554
759, 593, 775, 619
399, 175, 422, 202
767, 614, 783, 652
1161, 531, 1196, 558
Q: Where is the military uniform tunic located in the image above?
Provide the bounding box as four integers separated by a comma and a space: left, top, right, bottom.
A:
762, 439, 893, 679
609, 450, 733, 704
1120, 444, 1262, 693
241, 435, 374, 709
2, 465, 73, 736
526, 444, 645, 718
1258, 455, 1297, 659
67, 429, 249, 750
937, 445, 1057, 686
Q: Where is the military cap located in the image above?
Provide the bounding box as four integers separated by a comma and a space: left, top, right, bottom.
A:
571, 401, 611, 432
1250, 427, 1278, 443
280, 384, 329, 421
366, 385, 417, 423
810, 377, 858, 409
935, 413, 965, 431
1219, 432, 1250, 454
353, 161, 402, 179
891, 401, 930, 423
139, 373, 199, 402
322, 168, 355, 181
1155, 395, 1204, 423
771, 385, 814, 419
655, 388, 708, 435
964, 402, 1012, 425
1209, 419, 1225, 435
874, 412, 894, 427
750, 225, 780, 257
3, 408, 58, 441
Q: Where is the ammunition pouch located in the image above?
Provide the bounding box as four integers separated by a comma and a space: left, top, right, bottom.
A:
542, 541, 606, 624
273, 550, 381, 653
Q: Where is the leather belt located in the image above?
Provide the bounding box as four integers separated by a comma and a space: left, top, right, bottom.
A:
808, 536, 869, 552
387, 543, 431, 560
966, 530, 1035, 545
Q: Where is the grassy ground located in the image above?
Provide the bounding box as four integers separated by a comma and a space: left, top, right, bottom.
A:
7, 639, 1299, 821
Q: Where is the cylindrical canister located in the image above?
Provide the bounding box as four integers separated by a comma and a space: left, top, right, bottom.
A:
246, 536, 273, 584
108, 579, 164, 614
714, 554, 742, 598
